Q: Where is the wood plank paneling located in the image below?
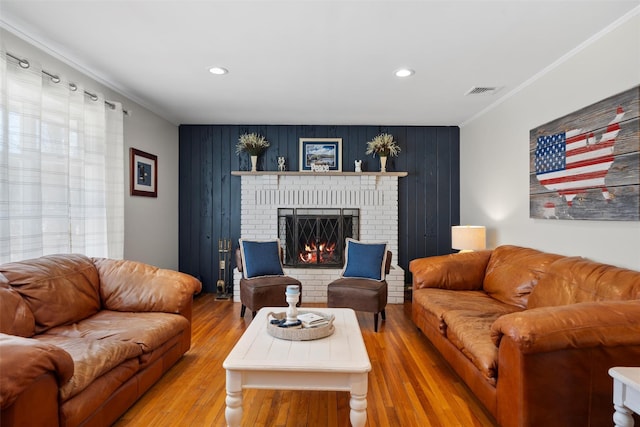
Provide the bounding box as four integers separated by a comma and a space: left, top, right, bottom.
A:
179, 125, 459, 292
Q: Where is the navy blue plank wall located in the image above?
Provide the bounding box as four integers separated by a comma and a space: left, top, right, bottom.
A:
179, 125, 460, 294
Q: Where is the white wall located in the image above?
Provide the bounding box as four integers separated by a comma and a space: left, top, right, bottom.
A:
460, 12, 640, 270
1, 28, 180, 270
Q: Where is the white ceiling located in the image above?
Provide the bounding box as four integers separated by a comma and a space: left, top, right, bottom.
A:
1, 1, 638, 126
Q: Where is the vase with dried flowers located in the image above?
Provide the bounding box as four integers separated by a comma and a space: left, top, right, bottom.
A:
236, 133, 269, 172
365, 133, 400, 172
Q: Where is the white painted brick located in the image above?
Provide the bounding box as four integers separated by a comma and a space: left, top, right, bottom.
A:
237, 175, 405, 302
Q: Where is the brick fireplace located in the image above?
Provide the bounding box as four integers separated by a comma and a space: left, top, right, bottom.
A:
233, 172, 406, 303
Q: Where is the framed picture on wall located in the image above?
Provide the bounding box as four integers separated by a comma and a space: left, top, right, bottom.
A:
130, 148, 157, 197
529, 85, 639, 220
299, 138, 342, 172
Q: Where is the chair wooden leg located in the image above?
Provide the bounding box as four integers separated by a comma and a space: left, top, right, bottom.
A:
381, 309, 386, 321
252, 311, 257, 318
240, 305, 246, 318
374, 313, 379, 332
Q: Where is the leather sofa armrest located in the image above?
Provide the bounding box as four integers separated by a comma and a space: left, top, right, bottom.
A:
93, 258, 202, 316
490, 300, 640, 353
0, 333, 73, 409
409, 250, 491, 291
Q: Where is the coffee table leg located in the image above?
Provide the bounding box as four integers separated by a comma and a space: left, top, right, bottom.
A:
225, 370, 243, 427
613, 404, 634, 427
350, 373, 368, 427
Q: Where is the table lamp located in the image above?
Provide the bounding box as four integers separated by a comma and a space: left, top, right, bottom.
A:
452, 225, 486, 253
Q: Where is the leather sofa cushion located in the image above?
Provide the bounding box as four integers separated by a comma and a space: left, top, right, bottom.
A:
528, 256, 640, 309
44, 310, 190, 353
443, 310, 504, 385
35, 334, 142, 402
94, 258, 202, 314
0, 254, 101, 333
483, 245, 563, 308
0, 333, 74, 409
38, 310, 188, 401
0, 282, 35, 337
59, 358, 139, 427
412, 288, 521, 335
410, 250, 491, 291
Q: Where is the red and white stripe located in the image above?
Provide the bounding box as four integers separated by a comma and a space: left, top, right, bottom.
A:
536, 107, 624, 205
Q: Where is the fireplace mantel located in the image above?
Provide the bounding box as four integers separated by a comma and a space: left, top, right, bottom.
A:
231, 171, 408, 177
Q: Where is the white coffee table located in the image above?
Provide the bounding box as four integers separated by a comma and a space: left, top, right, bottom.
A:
609, 367, 640, 427
223, 307, 371, 427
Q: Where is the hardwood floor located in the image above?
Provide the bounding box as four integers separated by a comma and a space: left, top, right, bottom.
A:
114, 294, 497, 427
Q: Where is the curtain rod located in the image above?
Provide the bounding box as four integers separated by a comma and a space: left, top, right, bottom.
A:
5, 51, 130, 116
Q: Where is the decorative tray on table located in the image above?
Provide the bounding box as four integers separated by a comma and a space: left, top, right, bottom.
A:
267, 310, 335, 341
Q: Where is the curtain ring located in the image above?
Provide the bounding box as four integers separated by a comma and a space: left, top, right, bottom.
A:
69, 83, 78, 91
6, 52, 30, 69
43, 70, 60, 84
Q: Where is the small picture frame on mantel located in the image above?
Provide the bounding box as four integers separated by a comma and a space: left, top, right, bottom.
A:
299, 138, 342, 172
130, 148, 157, 197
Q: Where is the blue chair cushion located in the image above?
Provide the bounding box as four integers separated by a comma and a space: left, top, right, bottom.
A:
340, 238, 388, 281
239, 239, 285, 279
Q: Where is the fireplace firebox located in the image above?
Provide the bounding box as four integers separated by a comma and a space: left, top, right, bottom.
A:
278, 208, 359, 268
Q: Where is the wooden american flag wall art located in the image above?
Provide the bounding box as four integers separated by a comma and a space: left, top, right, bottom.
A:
529, 85, 639, 221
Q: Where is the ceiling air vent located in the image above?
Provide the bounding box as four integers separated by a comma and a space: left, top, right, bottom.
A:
465, 86, 502, 96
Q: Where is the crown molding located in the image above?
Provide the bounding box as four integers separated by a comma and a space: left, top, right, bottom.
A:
460, 5, 640, 128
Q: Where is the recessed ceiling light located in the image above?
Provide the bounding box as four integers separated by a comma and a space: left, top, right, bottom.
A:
209, 67, 228, 75
394, 68, 414, 78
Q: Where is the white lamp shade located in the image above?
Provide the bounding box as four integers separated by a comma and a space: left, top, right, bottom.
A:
451, 226, 486, 251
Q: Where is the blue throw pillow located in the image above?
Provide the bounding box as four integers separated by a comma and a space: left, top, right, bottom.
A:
340, 238, 388, 281
239, 239, 285, 279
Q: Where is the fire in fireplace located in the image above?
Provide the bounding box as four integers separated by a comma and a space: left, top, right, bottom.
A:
278, 208, 359, 268
298, 240, 336, 264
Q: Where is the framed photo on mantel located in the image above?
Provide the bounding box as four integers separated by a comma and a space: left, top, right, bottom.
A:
299, 138, 342, 172
130, 148, 157, 197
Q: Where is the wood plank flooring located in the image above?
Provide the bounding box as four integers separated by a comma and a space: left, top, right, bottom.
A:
114, 294, 497, 427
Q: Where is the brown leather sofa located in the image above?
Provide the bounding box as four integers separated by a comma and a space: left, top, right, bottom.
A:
0, 253, 202, 427
409, 245, 640, 427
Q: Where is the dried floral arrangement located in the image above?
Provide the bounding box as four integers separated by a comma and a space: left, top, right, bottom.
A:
365, 133, 401, 157
236, 133, 270, 156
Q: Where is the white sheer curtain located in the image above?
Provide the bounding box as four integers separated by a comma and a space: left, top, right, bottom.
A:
0, 52, 124, 263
